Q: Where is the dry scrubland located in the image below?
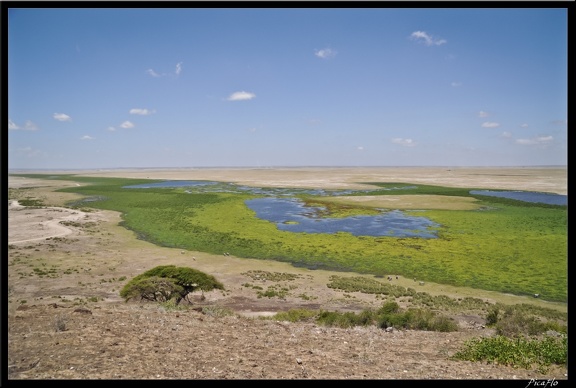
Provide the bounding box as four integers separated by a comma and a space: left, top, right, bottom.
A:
7, 167, 568, 380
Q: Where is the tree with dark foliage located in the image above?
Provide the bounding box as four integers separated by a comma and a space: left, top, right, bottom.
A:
120, 265, 224, 304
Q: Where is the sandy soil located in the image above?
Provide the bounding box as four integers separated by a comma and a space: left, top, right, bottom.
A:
10, 166, 567, 194
6, 167, 568, 380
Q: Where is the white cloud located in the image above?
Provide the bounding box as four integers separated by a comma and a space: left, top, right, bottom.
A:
516, 136, 553, 145
356, 146, 364, 151
147, 62, 183, 77
410, 31, 447, 46
450, 82, 462, 87
10, 120, 39, 130
53, 113, 72, 122
146, 69, 161, 77
520, 123, 529, 128
8, 119, 19, 130
24, 120, 39, 131
500, 131, 512, 138
81, 135, 95, 140
226, 91, 256, 101
107, 126, 116, 131
478, 111, 489, 118
120, 121, 135, 129
314, 48, 337, 59
391, 138, 415, 147
129, 108, 156, 115
481, 122, 500, 128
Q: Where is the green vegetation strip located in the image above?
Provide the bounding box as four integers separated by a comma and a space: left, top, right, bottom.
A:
451, 335, 567, 373
10, 174, 567, 302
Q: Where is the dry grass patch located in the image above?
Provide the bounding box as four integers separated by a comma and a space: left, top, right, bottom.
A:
321, 194, 481, 211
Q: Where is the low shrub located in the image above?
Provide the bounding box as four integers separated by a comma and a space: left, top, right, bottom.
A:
273, 308, 318, 322
485, 304, 568, 337
316, 310, 373, 328
451, 335, 567, 372
376, 305, 458, 332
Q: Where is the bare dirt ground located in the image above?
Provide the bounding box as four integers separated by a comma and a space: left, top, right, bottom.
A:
6, 167, 568, 380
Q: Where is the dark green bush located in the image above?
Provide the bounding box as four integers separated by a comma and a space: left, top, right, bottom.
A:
120, 276, 183, 303
378, 301, 401, 314
429, 315, 459, 332
377, 311, 409, 329
120, 265, 224, 304
486, 306, 500, 325
355, 309, 376, 326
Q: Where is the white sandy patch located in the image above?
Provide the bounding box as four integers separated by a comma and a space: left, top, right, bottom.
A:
7, 201, 96, 244
25, 166, 565, 195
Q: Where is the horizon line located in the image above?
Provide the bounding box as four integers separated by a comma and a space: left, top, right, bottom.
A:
8, 164, 568, 172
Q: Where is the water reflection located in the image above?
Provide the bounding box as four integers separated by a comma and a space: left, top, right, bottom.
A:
121, 181, 565, 238
123, 180, 414, 197
470, 190, 567, 206
245, 197, 439, 238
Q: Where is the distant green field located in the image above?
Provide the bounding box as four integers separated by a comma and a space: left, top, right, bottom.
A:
11, 174, 567, 302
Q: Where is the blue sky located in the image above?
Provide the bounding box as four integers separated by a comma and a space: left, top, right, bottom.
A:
7, 7, 568, 169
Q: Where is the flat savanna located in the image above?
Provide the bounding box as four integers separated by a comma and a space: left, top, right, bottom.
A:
7, 167, 567, 380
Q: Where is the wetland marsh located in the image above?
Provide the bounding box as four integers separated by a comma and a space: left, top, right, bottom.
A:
9, 169, 567, 303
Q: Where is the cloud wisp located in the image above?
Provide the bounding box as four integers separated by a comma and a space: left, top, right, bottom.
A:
8, 119, 19, 130
314, 48, 337, 59
81, 135, 95, 140
481, 122, 500, 128
129, 108, 156, 115
226, 91, 256, 101
146, 69, 162, 77
410, 31, 447, 46
9, 120, 39, 131
108, 121, 135, 130
120, 121, 135, 129
516, 136, 553, 146
53, 113, 72, 122
146, 62, 183, 78
391, 138, 416, 147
